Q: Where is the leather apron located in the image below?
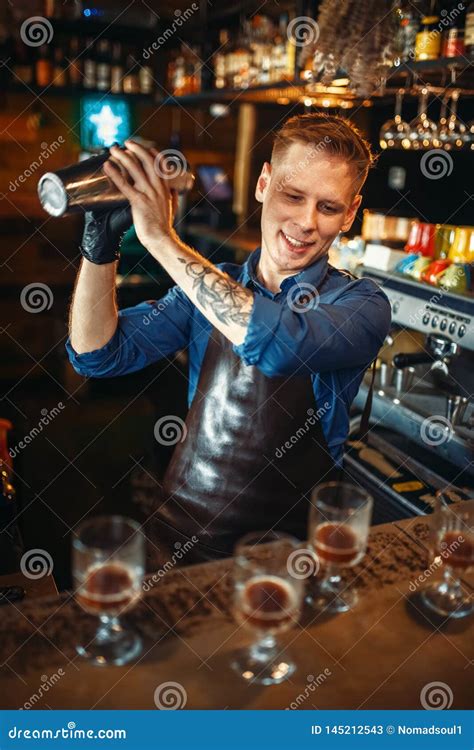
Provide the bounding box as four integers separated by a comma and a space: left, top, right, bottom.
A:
149, 318, 337, 566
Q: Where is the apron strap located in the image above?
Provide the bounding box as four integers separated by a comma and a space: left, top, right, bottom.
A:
357, 359, 377, 442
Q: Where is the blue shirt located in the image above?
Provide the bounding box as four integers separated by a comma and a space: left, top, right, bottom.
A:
65, 249, 391, 464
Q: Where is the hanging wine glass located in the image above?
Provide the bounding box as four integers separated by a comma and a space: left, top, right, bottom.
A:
379, 89, 411, 150
437, 92, 451, 150
443, 90, 467, 150
466, 120, 474, 151
408, 87, 438, 150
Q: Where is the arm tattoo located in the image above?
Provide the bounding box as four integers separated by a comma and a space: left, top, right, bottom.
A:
178, 258, 252, 327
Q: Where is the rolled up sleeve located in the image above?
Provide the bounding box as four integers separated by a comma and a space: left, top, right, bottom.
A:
234, 279, 391, 376
65, 285, 194, 378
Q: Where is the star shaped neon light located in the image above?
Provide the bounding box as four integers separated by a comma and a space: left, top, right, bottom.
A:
89, 105, 123, 146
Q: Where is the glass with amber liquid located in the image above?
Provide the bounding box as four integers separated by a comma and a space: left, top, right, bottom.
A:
308, 482, 373, 613
421, 491, 474, 619
231, 531, 304, 686
73, 516, 145, 666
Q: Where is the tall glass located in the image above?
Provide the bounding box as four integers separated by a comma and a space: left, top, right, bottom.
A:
308, 482, 373, 613
231, 531, 305, 686
421, 492, 474, 619
73, 516, 145, 666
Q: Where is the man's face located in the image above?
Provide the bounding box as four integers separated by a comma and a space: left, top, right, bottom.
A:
255, 141, 363, 275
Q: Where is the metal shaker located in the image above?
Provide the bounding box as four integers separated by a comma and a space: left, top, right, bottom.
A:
37, 148, 195, 217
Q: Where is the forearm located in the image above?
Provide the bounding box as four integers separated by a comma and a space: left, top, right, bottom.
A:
147, 232, 254, 346
69, 258, 119, 354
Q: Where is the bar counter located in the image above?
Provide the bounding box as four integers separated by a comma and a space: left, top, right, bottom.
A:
0, 508, 471, 710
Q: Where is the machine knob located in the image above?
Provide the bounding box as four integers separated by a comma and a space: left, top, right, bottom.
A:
449, 321, 456, 334
458, 324, 466, 338
440, 319, 447, 332
392, 301, 400, 313
422, 313, 430, 325
431, 316, 439, 328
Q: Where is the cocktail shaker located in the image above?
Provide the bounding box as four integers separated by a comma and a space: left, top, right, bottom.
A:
37, 148, 195, 217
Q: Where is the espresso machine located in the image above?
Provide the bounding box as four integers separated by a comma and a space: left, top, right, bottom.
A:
345, 267, 473, 524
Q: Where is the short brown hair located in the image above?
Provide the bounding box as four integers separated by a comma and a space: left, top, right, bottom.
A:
271, 113, 376, 194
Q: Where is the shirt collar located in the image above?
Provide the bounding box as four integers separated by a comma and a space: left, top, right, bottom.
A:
240, 246, 329, 298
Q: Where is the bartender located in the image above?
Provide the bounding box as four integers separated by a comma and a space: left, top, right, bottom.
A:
66, 113, 391, 565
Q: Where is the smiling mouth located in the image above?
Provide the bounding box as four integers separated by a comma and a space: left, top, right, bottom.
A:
280, 230, 315, 250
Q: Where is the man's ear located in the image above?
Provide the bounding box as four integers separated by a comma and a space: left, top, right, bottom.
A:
341, 193, 362, 232
255, 162, 272, 204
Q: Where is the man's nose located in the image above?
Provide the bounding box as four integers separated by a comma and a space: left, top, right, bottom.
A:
292, 205, 318, 235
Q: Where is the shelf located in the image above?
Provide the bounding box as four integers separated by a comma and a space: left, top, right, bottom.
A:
161, 57, 474, 106
162, 78, 302, 105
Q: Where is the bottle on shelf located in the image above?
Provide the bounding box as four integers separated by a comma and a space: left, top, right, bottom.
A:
13, 34, 34, 85
211, 14, 297, 91
123, 47, 140, 94
187, 46, 201, 94
394, 1, 422, 61
273, 13, 295, 83
83, 36, 96, 89
96, 38, 111, 91
52, 38, 68, 87
139, 55, 154, 94
441, 1, 466, 57
167, 44, 201, 96
172, 53, 186, 95
213, 29, 230, 89
36, 43, 53, 87
68, 36, 83, 88
229, 25, 252, 89
415, 2, 441, 60
110, 41, 123, 93
44, 0, 82, 19
465, 0, 474, 59
282, 13, 297, 81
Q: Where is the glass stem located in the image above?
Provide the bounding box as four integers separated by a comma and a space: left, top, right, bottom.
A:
418, 88, 429, 118
450, 89, 459, 119
250, 634, 277, 662
394, 89, 403, 119
440, 566, 462, 599
97, 614, 121, 640
323, 562, 342, 588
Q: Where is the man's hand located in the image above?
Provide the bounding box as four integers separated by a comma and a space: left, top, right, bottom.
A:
80, 203, 133, 265
103, 141, 178, 250
104, 139, 254, 348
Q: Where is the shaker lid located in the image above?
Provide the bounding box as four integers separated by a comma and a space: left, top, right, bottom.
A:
38, 173, 68, 217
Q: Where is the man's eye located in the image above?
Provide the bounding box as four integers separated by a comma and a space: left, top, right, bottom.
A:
285, 193, 301, 201
320, 204, 338, 213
